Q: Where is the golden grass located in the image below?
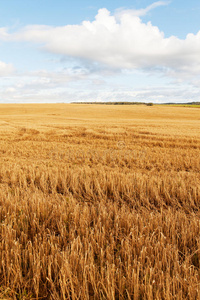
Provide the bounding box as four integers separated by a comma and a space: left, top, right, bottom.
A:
0, 104, 200, 299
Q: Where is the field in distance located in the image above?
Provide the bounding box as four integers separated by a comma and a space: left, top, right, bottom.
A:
0, 104, 200, 299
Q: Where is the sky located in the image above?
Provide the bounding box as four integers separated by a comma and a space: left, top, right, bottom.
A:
0, 0, 200, 103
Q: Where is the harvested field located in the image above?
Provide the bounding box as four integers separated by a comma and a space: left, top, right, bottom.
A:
0, 104, 200, 299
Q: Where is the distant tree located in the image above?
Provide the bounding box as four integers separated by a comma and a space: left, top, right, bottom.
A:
146, 103, 153, 106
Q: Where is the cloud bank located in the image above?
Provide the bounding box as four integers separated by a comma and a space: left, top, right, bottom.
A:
0, 2, 199, 103
2, 4, 200, 78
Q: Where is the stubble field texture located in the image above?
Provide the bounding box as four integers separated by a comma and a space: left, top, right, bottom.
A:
0, 104, 200, 300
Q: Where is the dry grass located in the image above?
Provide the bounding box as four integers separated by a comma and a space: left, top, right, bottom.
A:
0, 104, 200, 299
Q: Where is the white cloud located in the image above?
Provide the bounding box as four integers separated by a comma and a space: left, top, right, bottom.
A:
0, 65, 108, 103
0, 61, 14, 76
0, 27, 9, 40
116, 1, 170, 17
3, 4, 200, 79
0, 2, 200, 104
0, 69, 198, 104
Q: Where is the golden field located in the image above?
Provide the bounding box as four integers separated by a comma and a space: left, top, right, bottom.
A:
0, 104, 200, 300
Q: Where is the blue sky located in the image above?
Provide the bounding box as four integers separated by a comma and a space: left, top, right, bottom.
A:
0, 0, 200, 103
